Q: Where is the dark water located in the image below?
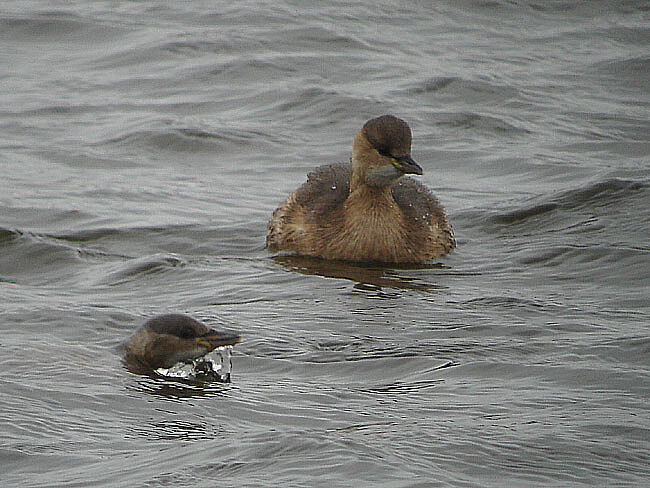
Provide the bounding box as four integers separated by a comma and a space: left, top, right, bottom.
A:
2, 1, 649, 486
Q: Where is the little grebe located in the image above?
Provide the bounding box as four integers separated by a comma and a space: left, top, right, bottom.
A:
267, 115, 455, 263
125, 314, 240, 369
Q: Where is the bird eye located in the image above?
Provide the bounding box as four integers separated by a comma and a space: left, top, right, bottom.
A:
179, 327, 194, 339
373, 145, 392, 159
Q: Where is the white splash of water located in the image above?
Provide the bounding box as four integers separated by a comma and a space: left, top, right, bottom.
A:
154, 346, 233, 382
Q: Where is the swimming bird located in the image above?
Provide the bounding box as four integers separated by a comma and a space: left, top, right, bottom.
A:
267, 115, 455, 263
125, 314, 240, 369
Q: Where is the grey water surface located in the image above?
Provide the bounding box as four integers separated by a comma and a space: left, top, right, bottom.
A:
1, 1, 649, 487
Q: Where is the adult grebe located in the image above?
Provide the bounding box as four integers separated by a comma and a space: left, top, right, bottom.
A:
267, 115, 455, 263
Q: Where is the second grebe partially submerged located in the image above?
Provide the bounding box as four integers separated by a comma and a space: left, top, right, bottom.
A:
125, 314, 240, 369
267, 115, 455, 263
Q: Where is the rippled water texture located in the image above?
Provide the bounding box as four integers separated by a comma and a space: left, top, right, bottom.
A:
1, 1, 649, 486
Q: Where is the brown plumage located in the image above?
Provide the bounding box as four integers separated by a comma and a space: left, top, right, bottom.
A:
124, 314, 240, 369
267, 115, 455, 263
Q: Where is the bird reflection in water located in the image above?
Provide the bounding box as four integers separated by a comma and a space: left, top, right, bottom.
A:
271, 254, 449, 296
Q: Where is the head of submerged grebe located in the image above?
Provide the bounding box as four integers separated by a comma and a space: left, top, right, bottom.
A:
125, 314, 240, 369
